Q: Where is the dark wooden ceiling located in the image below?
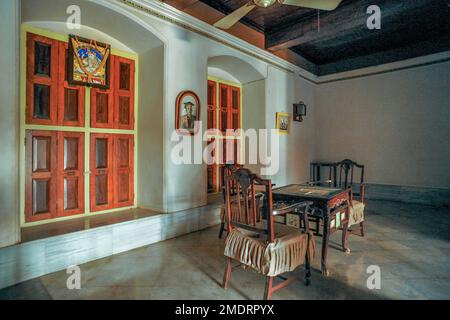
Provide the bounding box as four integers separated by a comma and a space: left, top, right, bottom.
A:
199, 0, 450, 75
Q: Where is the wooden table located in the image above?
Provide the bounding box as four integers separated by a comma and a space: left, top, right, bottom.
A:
272, 184, 351, 276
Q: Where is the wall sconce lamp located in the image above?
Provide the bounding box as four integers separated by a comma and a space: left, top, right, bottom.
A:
293, 101, 307, 122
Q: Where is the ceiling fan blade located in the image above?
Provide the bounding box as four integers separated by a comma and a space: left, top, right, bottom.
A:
279, 0, 343, 11
213, 3, 256, 29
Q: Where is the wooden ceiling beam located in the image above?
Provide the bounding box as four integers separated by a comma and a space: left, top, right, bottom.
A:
265, 0, 431, 52
162, 0, 200, 11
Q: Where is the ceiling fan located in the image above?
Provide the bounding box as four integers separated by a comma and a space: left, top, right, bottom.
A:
213, 0, 343, 29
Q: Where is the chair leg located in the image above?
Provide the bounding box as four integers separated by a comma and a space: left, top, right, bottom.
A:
342, 222, 350, 254
223, 258, 232, 289
218, 222, 225, 239
305, 239, 311, 286
264, 276, 273, 300
360, 221, 365, 237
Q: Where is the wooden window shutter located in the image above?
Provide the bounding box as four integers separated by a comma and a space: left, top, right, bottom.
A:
113, 134, 134, 207
26, 33, 59, 125
91, 56, 115, 128
57, 41, 85, 127
90, 133, 114, 212
207, 80, 217, 131
25, 130, 58, 222
219, 84, 229, 133
56, 131, 85, 217
114, 57, 135, 130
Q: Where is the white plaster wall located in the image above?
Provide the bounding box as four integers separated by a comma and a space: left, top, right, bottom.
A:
138, 46, 165, 211
242, 79, 266, 175
315, 61, 450, 188
264, 67, 316, 186
0, 0, 21, 248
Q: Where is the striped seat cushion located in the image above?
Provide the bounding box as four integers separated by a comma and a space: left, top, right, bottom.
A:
224, 226, 315, 277
349, 200, 365, 227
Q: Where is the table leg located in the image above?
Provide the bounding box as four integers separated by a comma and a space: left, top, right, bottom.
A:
321, 213, 330, 277
342, 204, 351, 254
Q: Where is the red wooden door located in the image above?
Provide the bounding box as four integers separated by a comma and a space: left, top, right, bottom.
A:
218, 84, 240, 134
114, 134, 134, 207
90, 133, 114, 212
91, 56, 115, 128
206, 139, 217, 194
230, 86, 240, 131
207, 81, 217, 193
207, 80, 217, 131
25, 130, 58, 222
114, 57, 135, 130
219, 84, 229, 133
57, 42, 85, 127
26, 33, 59, 125
57, 131, 85, 217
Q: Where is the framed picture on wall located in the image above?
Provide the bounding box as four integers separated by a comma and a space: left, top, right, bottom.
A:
276, 112, 290, 134
68, 35, 111, 89
176, 90, 201, 135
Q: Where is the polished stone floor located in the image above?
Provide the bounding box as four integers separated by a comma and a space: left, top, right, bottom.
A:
1, 200, 450, 300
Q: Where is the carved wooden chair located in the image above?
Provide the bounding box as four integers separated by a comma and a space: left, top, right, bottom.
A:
218, 163, 243, 239
308, 162, 336, 235
335, 159, 366, 238
222, 168, 315, 300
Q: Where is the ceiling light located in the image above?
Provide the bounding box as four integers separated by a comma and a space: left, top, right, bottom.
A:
253, 0, 277, 8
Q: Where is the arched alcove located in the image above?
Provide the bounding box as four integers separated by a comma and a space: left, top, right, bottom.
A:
207, 55, 267, 176
20, 0, 167, 214
208, 55, 266, 84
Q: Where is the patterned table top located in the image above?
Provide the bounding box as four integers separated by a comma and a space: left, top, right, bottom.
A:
273, 184, 345, 200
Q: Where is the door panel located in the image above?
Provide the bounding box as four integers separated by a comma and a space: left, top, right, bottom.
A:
114, 134, 134, 207
25, 130, 57, 222
219, 84, 229, 133
26, 33, 58, 125
57, 42, 85, 127
90, 133, 114, 212
114, 57, 135, 130
57, 132, 84, 217
91, 56, 115, 128
207, 80, 217, 131
230, 87, 240, 131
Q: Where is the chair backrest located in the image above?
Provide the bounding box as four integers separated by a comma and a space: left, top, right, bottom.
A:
310, 162, 336, 187
224, 167, 276, 242
335, 159, 365, 189
221, 163, 242, 202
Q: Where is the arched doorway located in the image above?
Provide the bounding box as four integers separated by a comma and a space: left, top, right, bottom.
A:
206, 55, 266, 194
